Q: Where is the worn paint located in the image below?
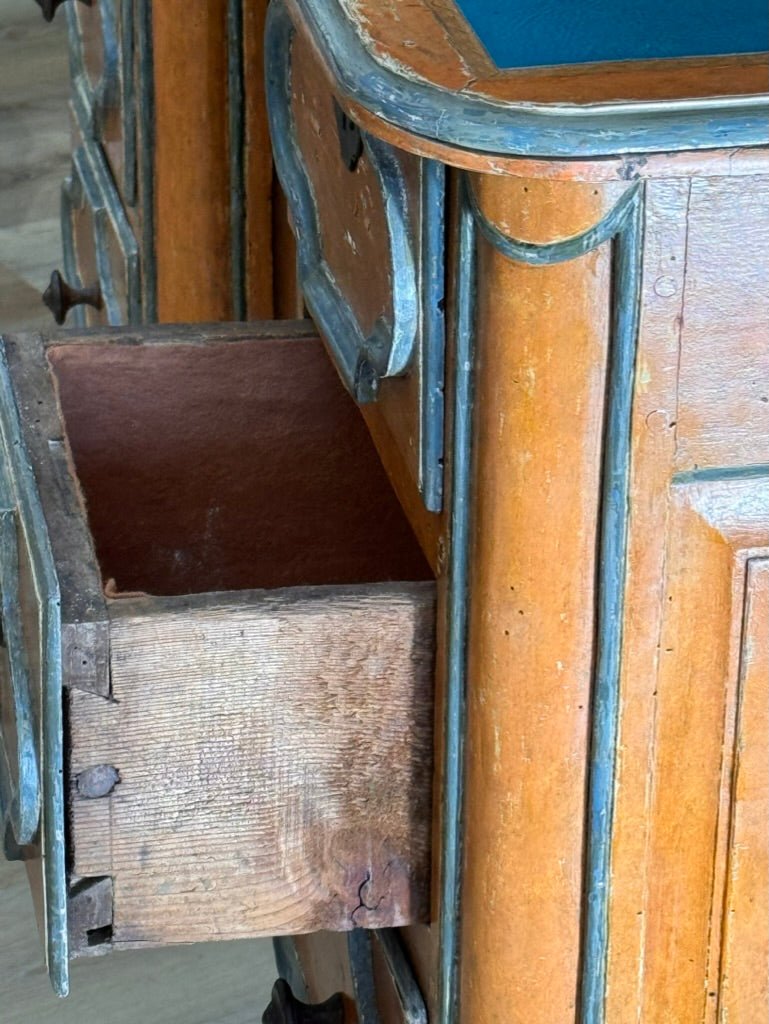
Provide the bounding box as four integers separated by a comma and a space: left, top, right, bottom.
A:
290, 0, 769, 159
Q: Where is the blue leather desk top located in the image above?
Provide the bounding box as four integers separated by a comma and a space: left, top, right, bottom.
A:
454, 0, 769, 69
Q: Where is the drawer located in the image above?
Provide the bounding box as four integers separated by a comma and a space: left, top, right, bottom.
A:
0, 323, 434, 996
52, 132, 140, 327
267, 3, 447, 515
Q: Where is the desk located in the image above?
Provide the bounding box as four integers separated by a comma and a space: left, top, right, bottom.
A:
266, 2, 769, 1020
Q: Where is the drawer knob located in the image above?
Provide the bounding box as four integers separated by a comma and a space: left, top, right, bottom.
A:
42, 270, 102, 325
262, 979, 345, 1024
34, 0, 92, 22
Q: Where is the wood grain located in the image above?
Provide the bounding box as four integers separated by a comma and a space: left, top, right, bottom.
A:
459, 175, 613, 1024
673, 175, 769, 472
243, 0, 275, 319
70, 584, 434, 945
152, 0, 232, 321
717, 558, 769, 1022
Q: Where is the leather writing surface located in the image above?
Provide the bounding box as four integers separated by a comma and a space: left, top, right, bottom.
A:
454, 0, 768, 69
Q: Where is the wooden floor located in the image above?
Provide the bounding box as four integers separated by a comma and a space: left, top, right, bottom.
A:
0, 3, 276, 1019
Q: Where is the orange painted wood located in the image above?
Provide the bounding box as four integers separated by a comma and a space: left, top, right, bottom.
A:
459, 175, 616, 1024
717, 558, 769, 1021
605, 169, 769, 1022
243, 0, 276, 319
152, 1, 232, 322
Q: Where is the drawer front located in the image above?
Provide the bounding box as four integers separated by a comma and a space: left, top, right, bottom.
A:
267, 1, 446, 514
0, 324, 435, 996
0, 341, 67, 995
66, 0, 137, 205
61, 134, 141, 326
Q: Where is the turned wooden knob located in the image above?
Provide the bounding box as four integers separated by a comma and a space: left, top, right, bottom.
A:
42, 270, 102, 325
34, 0, 91, 23
262, 979, 346, 1024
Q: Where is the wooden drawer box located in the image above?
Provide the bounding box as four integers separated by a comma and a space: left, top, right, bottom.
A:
0, 322, 434, 996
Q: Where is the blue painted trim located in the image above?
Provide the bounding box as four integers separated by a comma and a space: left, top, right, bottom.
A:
60, 170, 87, 329
0, 344, 67, 997
672, 463, 769, 484
419, 159, 446, 513
65, 0, 120, 145
580, 188, 644, 1023
72, 140, 141, 325
438, 179, 477, 1024
348, 930, 382, 1024
467, 178, 641, 265
266, 0, 419, 402
453, 178, 644, 1023
135, 0, 157, 321
0, 508, 41, 846
373, 929, 428, 1024
292, 0, 769, 157
120, 0, 137, 206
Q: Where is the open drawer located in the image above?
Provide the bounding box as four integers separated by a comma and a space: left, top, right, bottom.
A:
0, 322, 434, 996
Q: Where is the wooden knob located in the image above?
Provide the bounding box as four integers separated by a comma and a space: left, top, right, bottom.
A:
34, 0, 91, 23
262, 979, 346, 1024
42, 270, 102, 325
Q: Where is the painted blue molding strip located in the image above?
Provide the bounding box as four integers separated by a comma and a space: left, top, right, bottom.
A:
266, 0, 419, 403
438, 177, 478, 1024
293, 0, 768, 158
455, 0, 768, 70
0, 344, 67, 997
0, 508, 41, 848
420, 159, 447, 513
581, 187, 644, 1023
450, 179, 644, 1023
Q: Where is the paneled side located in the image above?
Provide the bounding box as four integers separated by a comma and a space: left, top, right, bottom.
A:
634, 480, 767, 1022
717, 558, 769, 1022
674, 175, 769, 472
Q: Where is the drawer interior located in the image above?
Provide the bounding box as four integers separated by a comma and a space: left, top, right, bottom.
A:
46, 332, 432, 596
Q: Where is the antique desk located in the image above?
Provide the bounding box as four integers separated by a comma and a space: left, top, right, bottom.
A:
2, 1, 768, 1022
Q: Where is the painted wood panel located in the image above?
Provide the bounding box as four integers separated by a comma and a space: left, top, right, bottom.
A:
717, 557, 769, 1022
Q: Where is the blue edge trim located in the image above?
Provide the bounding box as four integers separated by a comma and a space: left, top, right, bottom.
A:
268, 52, 644, 1024
440, 177, 645, 1024
266, 0, 446, 510
295, 0, 769, 159
0, 344, 67, 997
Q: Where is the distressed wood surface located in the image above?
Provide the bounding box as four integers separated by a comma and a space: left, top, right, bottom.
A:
69, 583, 435, 946
3, 331, 109, 695
289, 27, 444, 568
242, 0, 275, 319
287, 0, 767, 179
